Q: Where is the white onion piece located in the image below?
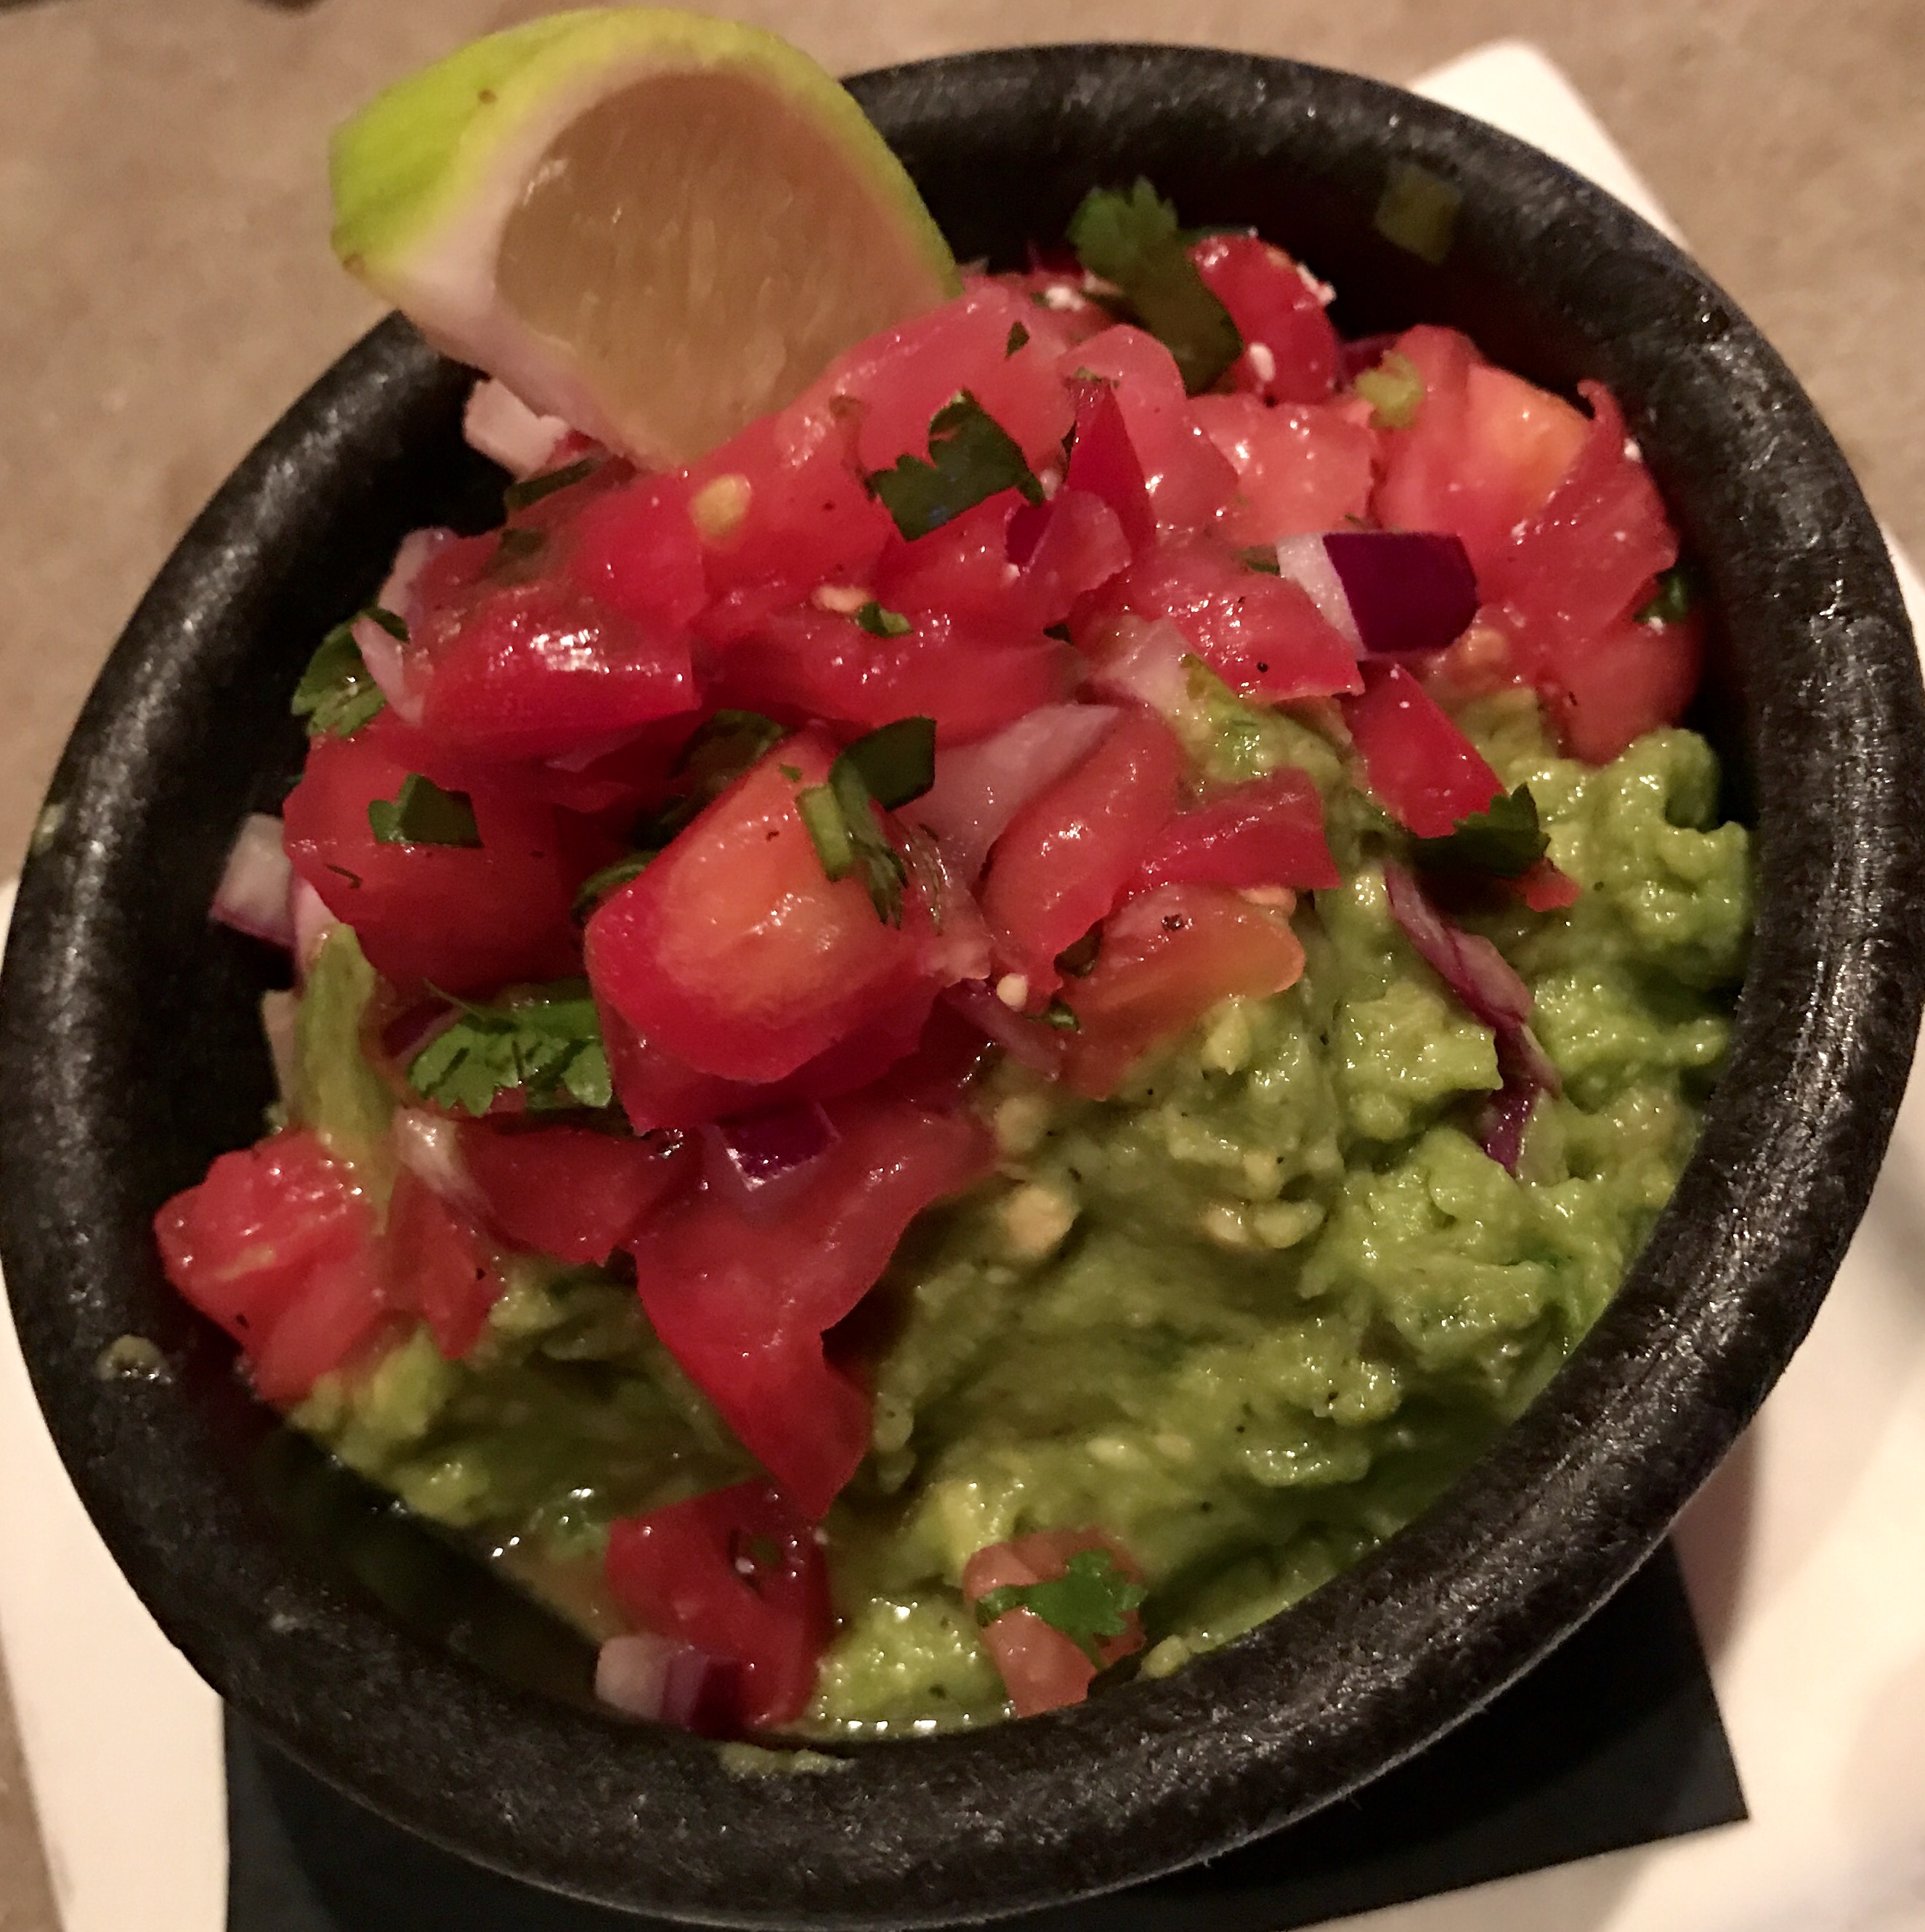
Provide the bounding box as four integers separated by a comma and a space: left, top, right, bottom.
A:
378, 525, 456, 621
356, 527, 456, 726
912, 704, 1116, 882
942, 982, 1066, 1077
463, 377, 571, 477
290, 877, 338, 977
1083, 616, 1191, 718
595, 1632, 739, 1732
211, 813, 294, 947
391, 1108, 487, 1216
1273, 535, 1361, 646
259, 990, 300, 1110
595, 1631, 677, 1720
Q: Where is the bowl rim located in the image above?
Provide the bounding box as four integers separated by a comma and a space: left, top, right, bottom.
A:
3, 41, 1922, 1928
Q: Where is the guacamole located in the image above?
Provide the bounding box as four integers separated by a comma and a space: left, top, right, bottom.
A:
287, 681, 1747, 1735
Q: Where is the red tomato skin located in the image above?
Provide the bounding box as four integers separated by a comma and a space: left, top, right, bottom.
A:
1189, 235, 1340, 404
1061, 884, 1307, 1099
626, 1098, 994, 1519
981, 708, 1184, 994
584, 734, 930, 1085
1097, 538, 1361, 701
381, 1168, 503, 1361
1066, 328, 1239, 531
604, 1482, 833, 1731
154, 1130, 370, 1349
560, 472, 707, 634
1191, 392, 1378, 546
1516, 859, 1584, 913
962, 1528, 1146, 1717
458, 1120, 692, 1264
248, 1246, 392, 1405
1063, 379, 1156, 554
1541, 608, 1703, 767
1128, 769, 1340, 894
1341, 661, 1504, 838
710, 605, 1074, 748
282, 719, 582, 995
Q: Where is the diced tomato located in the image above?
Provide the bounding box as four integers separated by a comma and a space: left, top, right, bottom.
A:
604, 1482, 833, 1730
1536, 607, 1704, 767
1063, 378, 1156, 554
1369, 326, 1591, 578
991, 270, 1113, 352
1095, 537, 1361, 701
626, 1098, 993, 1517
1129, 769, 1339, 894
1061, 885, 1305, 1098
1515, 858, 1583, 912
1191, 393, 1378, 546
1066, 329, 1239, 531
1341, 660, 1503, 838
248, 1246, 392, 1405
962, 1528, 1146, 1718
458, 1120, 692, 1264
1190, 234, 1340, 404
381, 1168, 503, 1361
154, 1129, 370, 1349
708, 605, 1073, 748
559, 471, 707, 635
281, 716, 583, 994
585, 733, 932, 1085
981, 708, 1183, 995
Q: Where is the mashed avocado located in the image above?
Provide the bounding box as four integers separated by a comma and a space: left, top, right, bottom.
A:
289, 684, 1748, 1736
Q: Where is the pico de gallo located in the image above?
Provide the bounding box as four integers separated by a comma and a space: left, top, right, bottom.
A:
160, 182, 1748, 1739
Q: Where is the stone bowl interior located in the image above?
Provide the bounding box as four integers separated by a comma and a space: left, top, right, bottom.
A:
2, 42, 1921, 1931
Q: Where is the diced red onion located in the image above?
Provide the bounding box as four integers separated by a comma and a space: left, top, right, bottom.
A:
1273, 535, 1361, 647
392, 1108, 488, 1217
463, 377, 572, 477
941, 981, 1066, 1077
1383, 861, 1560, 1174
595, 1632, 742, 1734
1322, 531, 1479, 658
910, 704, 1116, 883
211, 812, 294, 947
702, 1102, 840, 1219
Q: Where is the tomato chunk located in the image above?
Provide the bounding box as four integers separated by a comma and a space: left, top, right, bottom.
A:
585, 734, 936, 1085
379, 1168, 503, 1362
1190, 234, 1340, 404
1542, 607, 1703, 767
248, 1247, 391, 1405
458, 1120, 691, 1264
604, 1482, 832, 1730
1063, 378, 1155, 554
282, 717, 583, 994
1341, 660, 1504, 838
625, 1098, 993, 1517
154, 1129, 370, 1349
1129, 769, 1339, 894
1191, 393, 1377, 547
1061, 885, 1306, 1098
981, 708, 1183, 994
962, 1528, 1146, 1718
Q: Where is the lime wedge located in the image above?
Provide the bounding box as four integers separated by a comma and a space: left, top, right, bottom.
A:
331, 7, 960, 465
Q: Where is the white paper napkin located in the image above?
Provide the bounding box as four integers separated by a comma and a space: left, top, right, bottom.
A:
3, 39, 1921, 1932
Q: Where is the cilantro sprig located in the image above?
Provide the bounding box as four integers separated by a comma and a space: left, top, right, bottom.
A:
974, 1548, 1148, 1665
865, 392, 1044, 541
1637, 565, 1697, 626
1411, 784, 1548, 878
1066, 181, 1242, 394
502, 456, 599, 514
796, 718, 937, 924
368, 774, 482, 848
406, 984, 611, 1117
292, 607, 403, 738
854, 600, 912, 637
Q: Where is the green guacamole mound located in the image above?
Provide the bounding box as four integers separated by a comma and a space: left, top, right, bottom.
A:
288, 686, 1749, 1735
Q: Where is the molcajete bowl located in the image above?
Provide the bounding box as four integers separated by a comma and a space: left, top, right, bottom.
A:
2, 41, 1921, 1930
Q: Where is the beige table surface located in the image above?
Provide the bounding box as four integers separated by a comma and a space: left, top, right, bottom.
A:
1, 0, 1921, 1923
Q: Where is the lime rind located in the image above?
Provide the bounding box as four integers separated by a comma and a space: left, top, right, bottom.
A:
329, 7, 959, 461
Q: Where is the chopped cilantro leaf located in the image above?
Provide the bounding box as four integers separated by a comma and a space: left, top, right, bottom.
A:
1353, 351, 1425, 429
502, 456, 599, 514
854, 600, 912, 637
842, 716, 936, 809
407, 985, 611, 1117
675, 709, 787, 793
797, 783, 854, 881
1374, 161, 1461, 266
864, 391, 1044, 541
367, 774, 482, 848
973, 1548, 1148, 1665
572, 851, 654, 919
495, 525, 546, 565
1005, 321, 1031, 357
1411, 784, 1548, 878
1066, 180, 1242, 394
1637, 565, 1697, 626
1239, 546, 1282, 575
830, 756, 909, 924
291, 616, 393, 737
1043, 1000, 1081, 1032
1055, 928, 1101, 979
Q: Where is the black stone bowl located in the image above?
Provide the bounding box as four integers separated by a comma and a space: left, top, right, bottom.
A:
2, 42, 1920, 1930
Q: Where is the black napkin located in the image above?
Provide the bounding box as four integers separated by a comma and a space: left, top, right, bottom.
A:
227, 1543, 1743, 1932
